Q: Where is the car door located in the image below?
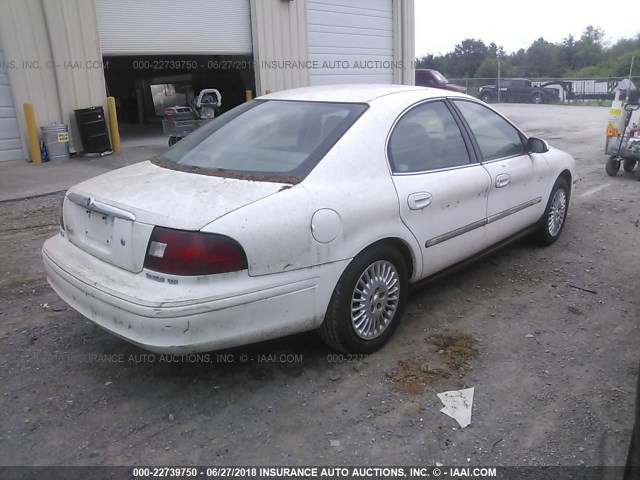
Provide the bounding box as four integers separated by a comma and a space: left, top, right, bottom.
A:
452, 99, 547, 246
388, 99, 492, 279
510, 79, 525, 102
498, 79, 510, 101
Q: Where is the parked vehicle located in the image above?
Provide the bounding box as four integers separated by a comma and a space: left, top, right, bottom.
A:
479, 78, 560, 104
42, 85, 575, 354
415, 69, 466, 93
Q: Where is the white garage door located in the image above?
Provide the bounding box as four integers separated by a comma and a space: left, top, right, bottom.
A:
96, 0, 252, 55
0, 49, 22, 162
307, 0, 394, 86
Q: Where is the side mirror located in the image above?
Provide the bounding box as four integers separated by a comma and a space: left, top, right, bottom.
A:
527, 137, 549, 154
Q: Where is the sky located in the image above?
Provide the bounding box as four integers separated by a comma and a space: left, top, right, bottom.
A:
415, 0, 640, 57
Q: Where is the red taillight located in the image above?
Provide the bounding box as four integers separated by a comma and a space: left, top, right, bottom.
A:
143, 227, 248, 276
164, 108, 174, 120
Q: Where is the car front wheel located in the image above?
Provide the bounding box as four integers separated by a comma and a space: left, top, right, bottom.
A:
535, 177, 569, 245
319, 245, 408, 353
480, 92, 492, 103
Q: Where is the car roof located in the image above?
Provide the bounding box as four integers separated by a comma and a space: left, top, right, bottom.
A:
260, 84, 439, 103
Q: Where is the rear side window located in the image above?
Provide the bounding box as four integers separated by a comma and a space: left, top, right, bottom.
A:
161, 100, 367, 178
388, 100, 472, 173
453, 100, 525, 161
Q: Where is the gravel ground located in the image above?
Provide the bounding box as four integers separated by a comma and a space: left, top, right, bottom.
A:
0, 104, 638, 470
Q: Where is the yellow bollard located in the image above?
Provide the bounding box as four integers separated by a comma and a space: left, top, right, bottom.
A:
245, 90, 253, 101
23, 103, 41, 164
106, 97, 121, 153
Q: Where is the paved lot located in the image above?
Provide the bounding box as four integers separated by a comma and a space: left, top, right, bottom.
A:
0, 127, 165, 202
0, 104, 638, 469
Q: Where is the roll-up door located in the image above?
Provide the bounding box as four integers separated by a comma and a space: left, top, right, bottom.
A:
0, 49, 22, 161
307, 0, 394, 86
95, 0, 252, 55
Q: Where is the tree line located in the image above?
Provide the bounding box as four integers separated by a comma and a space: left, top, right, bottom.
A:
415, 26, 640, 80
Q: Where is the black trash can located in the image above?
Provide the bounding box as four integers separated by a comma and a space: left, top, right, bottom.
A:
74, 106, 112, 155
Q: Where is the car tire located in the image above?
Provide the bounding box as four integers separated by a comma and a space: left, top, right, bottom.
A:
636, 163, 640, 181
535, 177, 569, 246
319, 245, 408, 354
168, 136, 178, 147
623, 159, 636, 173
531, 93, 544, 104
480, 92, 492, 103
606, 156, 621, 176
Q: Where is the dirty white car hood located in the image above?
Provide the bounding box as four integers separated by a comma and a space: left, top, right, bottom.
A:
68, 160, 287, 230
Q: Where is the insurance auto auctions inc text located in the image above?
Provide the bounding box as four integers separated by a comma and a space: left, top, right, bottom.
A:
252, 466, 497, 478
261, 60, 407, 70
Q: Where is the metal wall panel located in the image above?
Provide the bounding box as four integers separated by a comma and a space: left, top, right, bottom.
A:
393, 0, 415, 85
96, 0, 252, 55
42, 0, 109, 153
0, 0, 62, 161
307, 0, 394, 86
251, 0, 310, 95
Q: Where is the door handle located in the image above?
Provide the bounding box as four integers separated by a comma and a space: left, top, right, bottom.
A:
495, 173, 510, 188
407, 192, 432, 210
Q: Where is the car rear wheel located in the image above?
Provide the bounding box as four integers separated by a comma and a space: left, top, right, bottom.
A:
606, 156, 621, 176
535, 177, 569, 245
531, 93, 544, 104
319, 245, 408, 353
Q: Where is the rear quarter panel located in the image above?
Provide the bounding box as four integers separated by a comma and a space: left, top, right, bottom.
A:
201, 93, 427, 280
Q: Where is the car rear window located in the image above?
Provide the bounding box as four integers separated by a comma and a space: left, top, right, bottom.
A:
160, 100, 368, 180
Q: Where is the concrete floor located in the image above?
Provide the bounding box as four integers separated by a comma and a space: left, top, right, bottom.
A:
0, 124, 167, 202
119, 123, 167, 149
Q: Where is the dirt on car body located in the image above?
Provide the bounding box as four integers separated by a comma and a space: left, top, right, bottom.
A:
0, 104, 638, 468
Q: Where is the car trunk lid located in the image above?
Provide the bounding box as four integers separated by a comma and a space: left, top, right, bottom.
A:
62, 160, 288, 273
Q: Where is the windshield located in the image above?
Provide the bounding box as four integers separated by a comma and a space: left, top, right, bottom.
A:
160, 100, 368, 179
432, 71, 448, 84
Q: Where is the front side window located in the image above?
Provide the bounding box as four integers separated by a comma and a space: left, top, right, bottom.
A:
454, 100, 525, 161
388, 101, 472, 173
160, 100, 367, 178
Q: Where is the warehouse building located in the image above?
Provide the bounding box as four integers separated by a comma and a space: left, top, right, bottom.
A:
0, 0, 415, 161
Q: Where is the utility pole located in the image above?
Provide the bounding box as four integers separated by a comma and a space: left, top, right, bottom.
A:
497, 59, 501, 103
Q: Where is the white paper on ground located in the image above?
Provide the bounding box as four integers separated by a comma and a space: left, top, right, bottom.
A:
437, 387, 474, 428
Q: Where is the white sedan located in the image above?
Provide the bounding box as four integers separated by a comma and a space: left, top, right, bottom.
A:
42, 85, 575, 354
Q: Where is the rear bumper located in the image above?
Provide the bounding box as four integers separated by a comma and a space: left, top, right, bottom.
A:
42, 234, 347, 353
